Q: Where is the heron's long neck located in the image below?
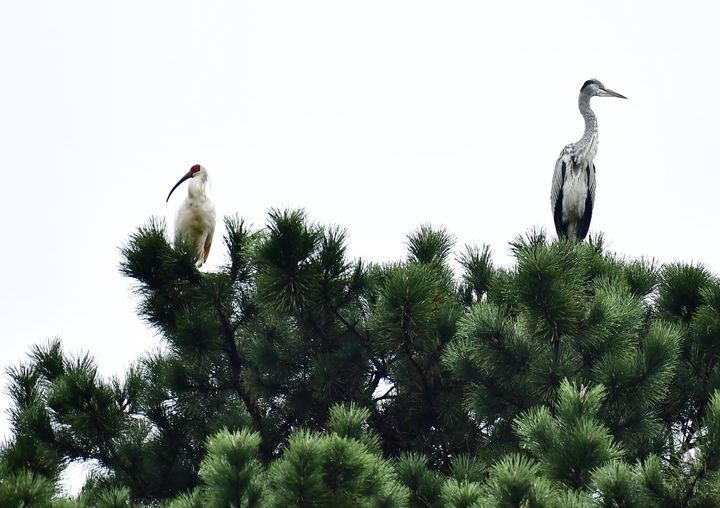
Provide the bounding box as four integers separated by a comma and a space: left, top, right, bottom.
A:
575, 94, 598, 164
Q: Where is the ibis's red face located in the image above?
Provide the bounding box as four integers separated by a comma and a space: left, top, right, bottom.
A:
166, 164, 204, 202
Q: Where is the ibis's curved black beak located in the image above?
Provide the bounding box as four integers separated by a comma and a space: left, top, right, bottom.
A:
166, 170, 193, 202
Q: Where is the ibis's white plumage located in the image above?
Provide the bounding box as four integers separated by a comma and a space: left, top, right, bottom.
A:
167, 164, 216, 266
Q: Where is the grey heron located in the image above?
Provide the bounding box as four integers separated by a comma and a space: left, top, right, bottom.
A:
550, 79, 626, 240
166, 164, 216, 266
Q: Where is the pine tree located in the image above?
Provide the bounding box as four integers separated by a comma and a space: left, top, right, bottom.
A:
2, 209, 720, 507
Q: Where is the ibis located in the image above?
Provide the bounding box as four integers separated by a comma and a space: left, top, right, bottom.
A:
166, 164, 216, 266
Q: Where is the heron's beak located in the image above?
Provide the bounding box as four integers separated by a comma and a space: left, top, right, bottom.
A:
166, 170, 193, 202
600, 87, 627, 99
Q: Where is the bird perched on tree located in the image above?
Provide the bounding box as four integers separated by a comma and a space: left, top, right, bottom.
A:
166, 164, 216, 266
551, 79, 626, 240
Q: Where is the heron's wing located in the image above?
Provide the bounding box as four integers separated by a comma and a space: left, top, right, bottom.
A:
551, 150, 571, 237
577, 163, 596, 241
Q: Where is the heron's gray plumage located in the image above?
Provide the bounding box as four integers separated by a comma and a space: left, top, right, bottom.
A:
550, 79, 625, 241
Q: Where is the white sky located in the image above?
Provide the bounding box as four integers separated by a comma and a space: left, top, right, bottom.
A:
2, 0, 720, 487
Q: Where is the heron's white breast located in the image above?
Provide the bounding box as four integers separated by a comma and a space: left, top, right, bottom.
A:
561, 168, 588, 222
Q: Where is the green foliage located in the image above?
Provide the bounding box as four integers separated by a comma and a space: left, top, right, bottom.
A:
0, 470, 56, 508
406, 224, 455, 266
591, 461, 646, 508
93, 487, 131, 508
457, 243, 493, 305
163, 407, 408, 507
265, 430, 327, 505
511, 235, 588, 343
514, 380, 622, 488
395, 453, 444, 507
481, 454, 554, 508
256, 208, 323, 313
327, 403, 382, 455
5, 210, 720, 507
657, 263, 714, 323
695, 390, 720, 490
198, 429, 264, 507
439, 479, 483, 508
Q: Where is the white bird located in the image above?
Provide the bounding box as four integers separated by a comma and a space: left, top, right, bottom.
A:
551, 79, 627, 241
166, 164, 216, 266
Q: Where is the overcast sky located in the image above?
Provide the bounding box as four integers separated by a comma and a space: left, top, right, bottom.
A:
2, 0, 719, 490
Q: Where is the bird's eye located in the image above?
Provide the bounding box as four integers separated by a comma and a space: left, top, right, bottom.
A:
190, 164, 202, 174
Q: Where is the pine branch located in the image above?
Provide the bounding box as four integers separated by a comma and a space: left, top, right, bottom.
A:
368, 360, 388, 399
214, 303, 272, 462
327, 303, 387, 396
402, 343, 433, 408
